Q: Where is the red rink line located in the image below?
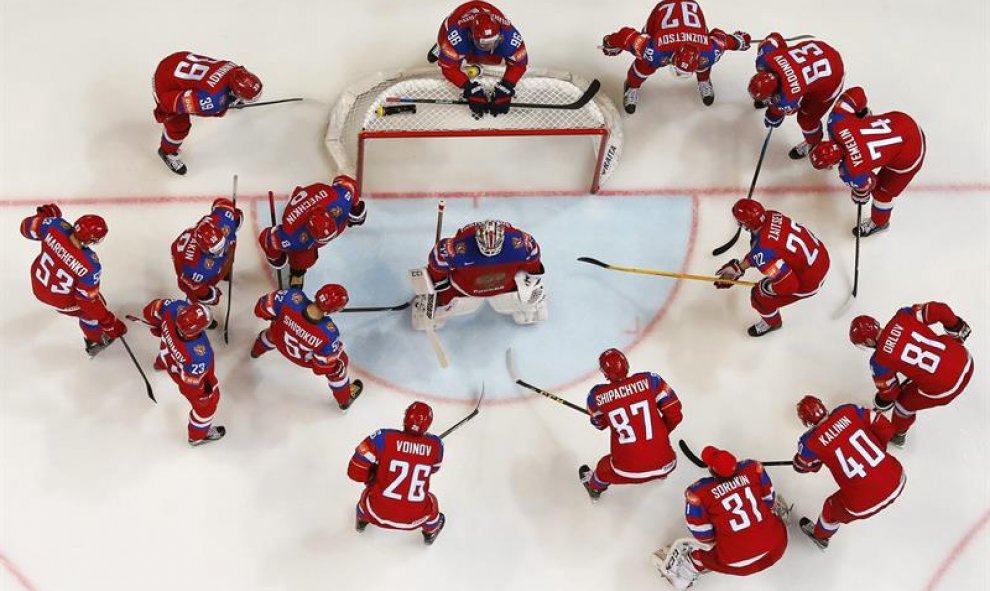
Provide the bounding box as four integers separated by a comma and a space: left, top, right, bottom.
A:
0, 550, 38, 591
0, 181, 987, 207
924, 507, 990, 591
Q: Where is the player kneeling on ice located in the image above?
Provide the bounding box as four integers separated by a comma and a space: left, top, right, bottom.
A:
654, 447, 789, 590
849, 302, 973, 447
142, 299, 225, 445
714, 199, 829, 337
258, 176, 365, 289
251, 284, 363, 411
152, 52, 262, 174
792, 395, 905, 549
21, 204, 127, 357
428, 1, 528, 117
601, 0, 750, 112
578, 349, 682, 502
348, 402, 446, 544
411, 219, 546, 330
809, 87, 926, 237
170, 198, 243, 322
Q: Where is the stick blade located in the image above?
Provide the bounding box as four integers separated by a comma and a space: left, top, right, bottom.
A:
711, 227, 742, 256
678, 439, 707, 468
573, 79, 602, 109
576, 256, 609, 268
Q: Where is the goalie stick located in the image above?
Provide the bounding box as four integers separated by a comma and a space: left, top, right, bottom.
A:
438, 384, 485, 439
267, 190, 283, 290
678, 439, 793, 468
222, 175, 237, 344
387, 79, 601, 111
711, 127, 774, 256
422, 200, 450, 368
577, 257, 756, 287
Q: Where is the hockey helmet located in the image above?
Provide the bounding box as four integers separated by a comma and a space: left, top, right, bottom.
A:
731, 198, 766, 232
230, 68, 262, 102
748, 70, 779, 103
849, 315, 881, 347
471, 12, 502, 51
701, 446, 737, 478
404, 401, 434, 435
195, 216, 226, 255
672, 45, 700, 77
315, 284, 349, 314
598, 348, 630, 382
475, 220, 506, 257
73, 215, 108, 245
177, 303, 210, 338
796, 395, 828, 427
810, 141, 843, 170
307, 209, 338, 245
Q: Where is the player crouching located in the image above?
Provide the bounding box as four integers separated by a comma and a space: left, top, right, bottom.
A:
250, 284, 363, 411
653, 447, 789, 590
142, 299, 225, 445
579, 349, 682, 502
410, 220, 546, 330
348, 402, 446, 544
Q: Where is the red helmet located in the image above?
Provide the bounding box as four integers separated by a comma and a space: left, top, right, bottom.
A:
701, 446, 737, 478
404, 401, 434, 435
672, 45, 700, 76
849, 315, 881, 346
748, 70, 779, 102
332, 175, 358, 196
307, 209, 338, 244
797, 395, 827, 427
732, 198, 766, 231
176, 303, 210, 338
471, 12, 502, 50
598, 348, 629, 382
315, 284, 348, 313
230, 68, 262, 102
810, 141, 843, 170
194, 216, 225, 255
73, 215, 108, 245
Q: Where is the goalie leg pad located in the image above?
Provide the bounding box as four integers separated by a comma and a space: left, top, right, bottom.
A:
412, 294, 482, 331
652, 538, 707, 591
408, 268, 436, 296
488, 291, 548, 325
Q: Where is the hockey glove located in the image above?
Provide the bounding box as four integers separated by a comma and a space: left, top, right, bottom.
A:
348, 200, 367, 227
100, 313, 127, 339
601, 34, 623, 56
945, 317, 971, 342
850, 186, 871, 204
714, 259, 743, 289
604, 27, 639, 53
37, 203, 62, 219
732, 31, 752, 51
490, 80, 515, 117
462, 81, 488, 118
197, 285, 222, 307
763, 109, 784, 128
873, 393, 895, 413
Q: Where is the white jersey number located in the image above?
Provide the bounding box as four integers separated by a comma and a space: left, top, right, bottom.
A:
35, 252, 75, 295
722, 487, 765, 532
608, 400, 655, 444
173, 53, 220, 82
836, 429, 886, 479
859, 118, 904, 162
787, 43, 832, 85
382, 460, 431, 502
658, 1, 702, 29
900, 331, 945, 374
784, 220, 821, 266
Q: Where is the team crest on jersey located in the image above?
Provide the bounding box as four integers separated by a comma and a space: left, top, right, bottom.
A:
324, 321, 336, 332
291, 292, 305, 304
194, 344, 207, 356
512, 237, 522, 249
204, 258, 216, 270
300, 231, 310, 242
455, 242, 467, 254
477, 272, 507, 289
330, 206, 343, 219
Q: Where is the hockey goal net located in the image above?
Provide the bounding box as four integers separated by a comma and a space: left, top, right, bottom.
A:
326, 66, 623, 195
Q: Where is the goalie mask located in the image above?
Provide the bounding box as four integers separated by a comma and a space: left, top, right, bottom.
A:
475, 220, 506, 257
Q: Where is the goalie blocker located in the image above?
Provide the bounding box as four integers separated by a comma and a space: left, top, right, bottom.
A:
409, 219, 547, 330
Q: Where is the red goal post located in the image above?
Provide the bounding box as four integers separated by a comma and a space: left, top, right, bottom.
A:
325, 66, 623, 195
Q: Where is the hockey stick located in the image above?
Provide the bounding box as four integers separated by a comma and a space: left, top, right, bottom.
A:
678, 440, 792, 468
267, 190, 283, 290
387, 79, 601, 111
711, 127, 774, 256
515, 379, 589, 416
832, 203, 863, 319
229, 98, 304, 110
757, 34, 815, 43
424, 200, 450, 368
118, 335, 156, 403
125, 314, 152, 326
222, 175, 237, 344
577, 257, 756, 287
339, 301, 412, 313
439, 383, 485, 439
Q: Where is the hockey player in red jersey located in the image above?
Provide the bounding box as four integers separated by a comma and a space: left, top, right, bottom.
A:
170, 198, 243, 317
653, 446, 788, 590
250, 284, 363, 410
152, 51, 262, 174
578, 349, 682, 501
849, 302, 973, 446
749, 34, 844, 159
601, 0, 751, 112
793, 395, 905, 549
142, 298, 225, 445
258, 176, 364, 289
810, 87, 926, 237
21, 204, 127, 357
428, 1, 528, 117
348, 402, 446, 544
411, 219, 545, 330
714, 199, 830, 336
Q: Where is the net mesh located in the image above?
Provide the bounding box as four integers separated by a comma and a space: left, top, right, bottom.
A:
326, 66, 623, 191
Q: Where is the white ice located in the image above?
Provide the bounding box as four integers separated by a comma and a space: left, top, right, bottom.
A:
1, 1, 988, 590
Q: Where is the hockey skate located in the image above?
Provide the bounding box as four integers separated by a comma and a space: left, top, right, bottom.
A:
189, 425, 226, 447
697, 80, 714, 106
652, 539, 702, 590
338, 379, 364, 412
578, 465, 602, 502
423, 513, 446, 545
852, 218, 889, 238
788, 142, 813, 160
799, 517, 829, 550
84, 335, 113, 358
890, 431, 907, 447
747, 319, 781, 337
355, 515, 369, 532
158, 147, 187, 175
623, 81, 639, 115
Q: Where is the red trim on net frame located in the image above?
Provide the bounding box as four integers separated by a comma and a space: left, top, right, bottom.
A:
356, 127, 610, 196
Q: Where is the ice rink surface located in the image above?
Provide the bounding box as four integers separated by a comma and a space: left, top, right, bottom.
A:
1, 1, 988, 590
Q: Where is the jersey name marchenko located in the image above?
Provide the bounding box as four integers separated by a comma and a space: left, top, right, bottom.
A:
44, 233, 88, 277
